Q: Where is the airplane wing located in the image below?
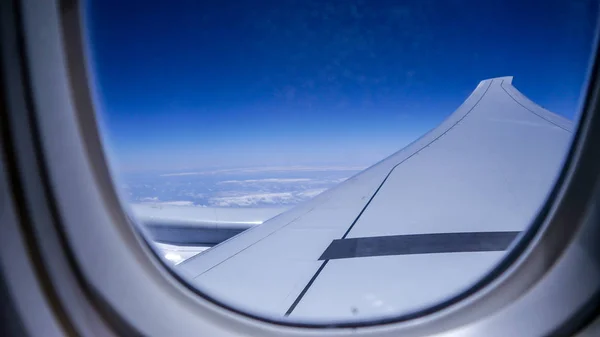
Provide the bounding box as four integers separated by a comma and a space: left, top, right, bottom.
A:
132, 204, 287, 246
166, 76, 573, 321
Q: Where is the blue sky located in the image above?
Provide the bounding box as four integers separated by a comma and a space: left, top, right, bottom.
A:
86, 0, 598, 172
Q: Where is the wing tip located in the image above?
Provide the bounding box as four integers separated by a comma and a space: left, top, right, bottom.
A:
481, 75, 514, 85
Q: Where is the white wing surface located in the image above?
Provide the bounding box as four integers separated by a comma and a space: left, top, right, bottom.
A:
171, 77, 572, 321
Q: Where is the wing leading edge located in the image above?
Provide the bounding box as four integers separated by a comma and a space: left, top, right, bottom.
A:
176, 77, 573, 321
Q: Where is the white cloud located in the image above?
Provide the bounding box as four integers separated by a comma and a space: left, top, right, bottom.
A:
297, 188, 327, 198
160, 171, 209, 177
164, 252, 184, 264
208, 188, 328, 207
218, 178, 313, 184
140, 200, 195, 206
160, 166, 365, 177
209, 192, 296, 207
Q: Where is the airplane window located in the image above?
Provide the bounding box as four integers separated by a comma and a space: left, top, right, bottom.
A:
84, 0, 599, 324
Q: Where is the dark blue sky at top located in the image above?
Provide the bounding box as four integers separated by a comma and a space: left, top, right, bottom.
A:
86, 0, 599, 172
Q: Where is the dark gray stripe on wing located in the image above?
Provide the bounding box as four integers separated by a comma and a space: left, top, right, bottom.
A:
319, 231, 521, 260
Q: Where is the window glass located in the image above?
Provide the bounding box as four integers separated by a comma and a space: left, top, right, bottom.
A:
85, 0, 599, 323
